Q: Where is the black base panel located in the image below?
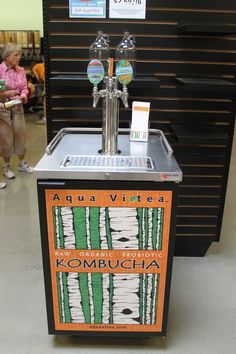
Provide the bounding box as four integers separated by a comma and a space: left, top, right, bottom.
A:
50, 330, 166, 337
174, 239, 212, 257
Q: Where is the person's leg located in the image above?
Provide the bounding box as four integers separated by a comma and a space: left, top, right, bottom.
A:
13, 106, 33, 174
24, 97, 36, 113
0, 110, 15, 179
29, 96, 38, 112
37, 87, 47, 124
43, 95, 46, 119
3, 156, 15, 179
3, 157, 10, 164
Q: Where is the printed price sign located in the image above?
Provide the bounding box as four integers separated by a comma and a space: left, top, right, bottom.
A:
109, 0, 146, 19
69, 0, 106, 18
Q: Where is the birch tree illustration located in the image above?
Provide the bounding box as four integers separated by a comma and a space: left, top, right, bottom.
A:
53, 205, 163, 325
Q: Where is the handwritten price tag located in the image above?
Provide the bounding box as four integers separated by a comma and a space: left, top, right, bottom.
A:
109, 0, 146, 19
113, 0, 142, 4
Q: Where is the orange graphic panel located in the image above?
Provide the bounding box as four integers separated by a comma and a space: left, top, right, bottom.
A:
45, 189, 172, 333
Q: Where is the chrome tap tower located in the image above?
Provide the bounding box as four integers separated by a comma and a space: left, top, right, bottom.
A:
87, 32, 135, 155
92, 75, 129, 155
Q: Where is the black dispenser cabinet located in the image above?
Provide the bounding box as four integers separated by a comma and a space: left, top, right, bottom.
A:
35, 128, 182, 336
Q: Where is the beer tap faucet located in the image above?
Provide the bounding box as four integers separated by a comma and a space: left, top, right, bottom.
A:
119, 85, 129, 108
92, 85, 105, 108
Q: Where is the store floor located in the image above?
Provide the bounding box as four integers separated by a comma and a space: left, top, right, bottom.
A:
0, 113, 235, 354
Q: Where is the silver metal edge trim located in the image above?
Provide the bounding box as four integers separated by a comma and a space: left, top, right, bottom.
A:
45, 127, 173, 156
35, 170, 182, 183
149, 129, 173, 156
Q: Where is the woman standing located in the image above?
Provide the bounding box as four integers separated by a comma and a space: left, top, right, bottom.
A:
0, 43, 33, 179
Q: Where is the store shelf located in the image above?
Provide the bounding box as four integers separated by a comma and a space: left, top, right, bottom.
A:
177, 23, 236, 35
50, 74, 89, 87
129, 76, 160, 89
175, 77, 236, 92
50, 74, 160, 88
171, 125, 229, 144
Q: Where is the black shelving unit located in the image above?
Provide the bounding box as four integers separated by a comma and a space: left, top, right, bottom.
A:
50, 74, 160, 89
175, 77, 236, 93
177, 23, 236, 35
43, 0, 236, 257
171, 125, 229, 145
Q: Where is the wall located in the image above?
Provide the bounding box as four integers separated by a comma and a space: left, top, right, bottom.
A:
0, 0, 43, 35
44, 0, 236, 256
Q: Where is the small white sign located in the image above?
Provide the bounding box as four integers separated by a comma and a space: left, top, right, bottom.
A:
69, 0, 106, 18
109, 0, 146, 19
130, 101, 150, 142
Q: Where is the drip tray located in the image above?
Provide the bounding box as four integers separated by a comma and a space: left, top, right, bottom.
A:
61, 155, 154, 170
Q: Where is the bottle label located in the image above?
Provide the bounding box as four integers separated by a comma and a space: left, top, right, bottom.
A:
87, 60, 104, 85
116, 60, 133, 85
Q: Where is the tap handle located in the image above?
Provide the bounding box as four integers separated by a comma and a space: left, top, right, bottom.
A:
108, 58, 114, 77
121, 85, 129, 108
92, 85, 100, 108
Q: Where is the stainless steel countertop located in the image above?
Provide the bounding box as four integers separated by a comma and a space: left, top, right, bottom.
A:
34, 128, 182, 182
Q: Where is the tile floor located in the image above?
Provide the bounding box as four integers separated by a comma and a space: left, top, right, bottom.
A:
0, 113, 235, 354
